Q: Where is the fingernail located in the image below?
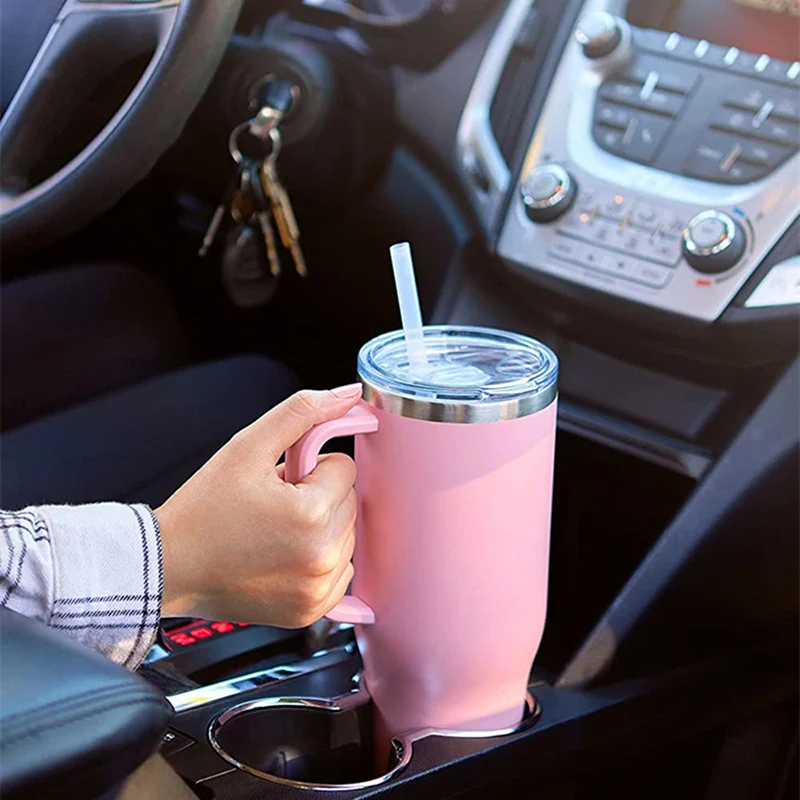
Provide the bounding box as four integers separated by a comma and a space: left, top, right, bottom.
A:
331, 383, 362, 399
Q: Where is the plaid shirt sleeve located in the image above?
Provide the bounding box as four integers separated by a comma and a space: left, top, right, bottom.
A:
0, 504, 163, 670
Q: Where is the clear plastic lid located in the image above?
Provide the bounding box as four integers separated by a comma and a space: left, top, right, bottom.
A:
357, 325, 558, 423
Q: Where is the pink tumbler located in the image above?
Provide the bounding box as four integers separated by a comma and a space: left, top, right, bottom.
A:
285, 326, 558, 754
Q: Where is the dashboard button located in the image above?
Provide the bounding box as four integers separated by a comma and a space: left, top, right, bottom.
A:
739, 139, 791, 169
724, 87, 770, 113
695, 41, 733, 68
641, 232, 682, 266
759, 57, 794, 85
596, 192, 632, 221
624, 63, 697, 94
773, 96, 800, 123
665, 34, 700, 61
549, 236, 584, 263
664, 212, 688, 238
724, 161, 765, 182
709, 106, 753, 134
617, 227, 645, 256
630, 202, 660, 230
599, 81, 684, 116
686, 129, 789, 177
729, 51, 761, 76
598, 81, 638, 104
623, 114, 672, 162
685, 144, 765, 183
579, 216, 620, 247
595, 100, 634, 129
595, 112, 672, 163
601, 252, 639, 279
757, 117, 800, 147
595, 124, 625, 153
558, 209, 593, 236
644, 88, 684, 116
634, 262, 671, 287
577, 246, 609, 271
632, 27, 670, 53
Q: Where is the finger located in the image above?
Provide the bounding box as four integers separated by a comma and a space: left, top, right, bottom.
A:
239, 385, 363, 464
301, 455, 357, 512
320, 562, 355, 617
334, 525, 356, 568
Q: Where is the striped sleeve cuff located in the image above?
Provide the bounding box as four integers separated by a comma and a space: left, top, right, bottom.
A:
38, 503, 163, 670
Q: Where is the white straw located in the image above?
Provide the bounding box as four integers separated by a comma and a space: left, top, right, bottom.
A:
389, 242, 428, 371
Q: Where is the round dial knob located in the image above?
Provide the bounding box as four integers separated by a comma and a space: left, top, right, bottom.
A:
521, 164, 577, 223
575, 12, 623, 59
682, 210, 747, 274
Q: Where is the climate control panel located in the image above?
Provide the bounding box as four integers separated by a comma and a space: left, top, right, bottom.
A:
493, 0, 800, 322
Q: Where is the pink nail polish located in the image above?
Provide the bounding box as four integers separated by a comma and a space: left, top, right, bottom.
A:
331, 383, 362, 399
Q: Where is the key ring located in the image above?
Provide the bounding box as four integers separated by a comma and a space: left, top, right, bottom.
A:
228, 121, 282, 165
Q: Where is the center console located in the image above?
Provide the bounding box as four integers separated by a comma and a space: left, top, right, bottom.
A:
458, 0, 800, 322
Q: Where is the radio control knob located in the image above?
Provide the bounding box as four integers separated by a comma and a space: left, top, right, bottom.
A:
682, 210, 746, 274
575, 12, 623, 59
521, 164, 577, 223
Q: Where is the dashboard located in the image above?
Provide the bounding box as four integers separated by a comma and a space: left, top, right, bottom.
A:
456, 0, 800, 322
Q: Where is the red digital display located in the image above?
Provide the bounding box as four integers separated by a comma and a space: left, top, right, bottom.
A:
170, 633, 197, 647
163, 619, 250, 650
211, 621, 236, 634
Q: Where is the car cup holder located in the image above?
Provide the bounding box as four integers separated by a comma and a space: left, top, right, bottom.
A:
208, 681, 541, 792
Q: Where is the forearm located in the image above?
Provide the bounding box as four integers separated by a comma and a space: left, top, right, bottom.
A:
0, 504, 163, 669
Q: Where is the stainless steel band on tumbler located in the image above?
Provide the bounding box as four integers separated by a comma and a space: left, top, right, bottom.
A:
361, 379, 558, 424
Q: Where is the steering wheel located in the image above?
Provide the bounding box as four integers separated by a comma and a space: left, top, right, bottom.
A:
0, 0, 243, 256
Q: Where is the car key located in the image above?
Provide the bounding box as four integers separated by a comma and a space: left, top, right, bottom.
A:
259, 129, 309, 278
243, 161, 282, 278
198, 167, 243, 257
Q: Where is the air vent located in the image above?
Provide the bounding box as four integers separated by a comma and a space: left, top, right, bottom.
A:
490, 2, 561, 164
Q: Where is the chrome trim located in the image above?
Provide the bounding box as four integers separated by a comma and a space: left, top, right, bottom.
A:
207, 684, 541, 792
362, 380, 557, 423
683, 210, 737, 258
167, 644, 356, 713
455, 0, 535, 229
495, 0, 800, 321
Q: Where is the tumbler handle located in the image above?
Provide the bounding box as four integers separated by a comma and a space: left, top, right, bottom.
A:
284, 404, 379, 625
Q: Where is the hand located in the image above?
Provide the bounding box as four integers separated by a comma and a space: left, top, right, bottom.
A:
155, 384, 362, 628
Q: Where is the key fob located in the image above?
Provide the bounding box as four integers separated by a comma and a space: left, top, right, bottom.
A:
221, 222, 280, 309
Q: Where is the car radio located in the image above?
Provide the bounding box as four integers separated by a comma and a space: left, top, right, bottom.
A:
462, 0, 800, 321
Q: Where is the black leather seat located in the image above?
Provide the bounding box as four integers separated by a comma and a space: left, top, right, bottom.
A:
0, 264, 298, 508
1, 355, 299, 509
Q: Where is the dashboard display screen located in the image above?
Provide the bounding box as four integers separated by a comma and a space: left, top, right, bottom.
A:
627, 0, 800, 62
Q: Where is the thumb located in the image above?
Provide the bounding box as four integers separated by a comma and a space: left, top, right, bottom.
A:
240, 384, 363, 464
